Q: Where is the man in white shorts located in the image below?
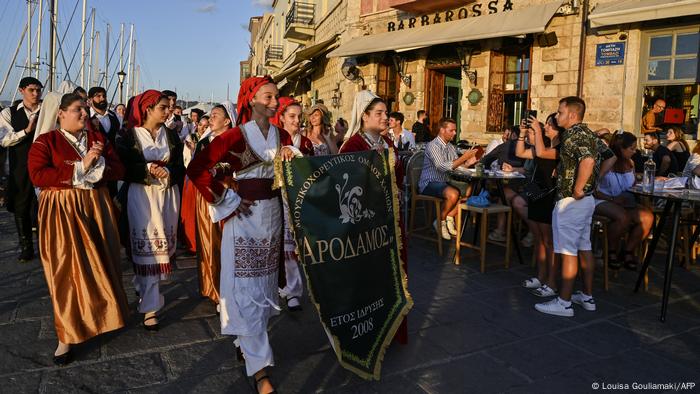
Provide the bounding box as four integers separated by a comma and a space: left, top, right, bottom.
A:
535, 96, 614, 317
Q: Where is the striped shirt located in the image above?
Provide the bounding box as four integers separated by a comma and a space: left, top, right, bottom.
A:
419, 136, 458, 192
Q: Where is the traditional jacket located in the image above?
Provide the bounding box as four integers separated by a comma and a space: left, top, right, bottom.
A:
28, 129, 124, 188
340, 132, 404, 188
116, 127, 184, 187
187, 125, 293, 204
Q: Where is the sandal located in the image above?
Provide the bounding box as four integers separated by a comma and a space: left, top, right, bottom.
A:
623, 251, 638, 271
143, 315, 159, 331
286, 296, 302, 312
608, 251, 621, 270
255, 374, 277, 394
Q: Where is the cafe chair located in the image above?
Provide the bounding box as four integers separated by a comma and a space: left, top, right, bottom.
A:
407, 151, 444, 256
591, 215, 611, 291
454, 201, 511, 272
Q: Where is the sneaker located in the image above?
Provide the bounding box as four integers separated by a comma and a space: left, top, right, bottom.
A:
571, 291, 596, 311
535, 297, 574, 317
433, 220, 450, 240
531, 284, 557, 298
445, 217, 458, 236
522, 277, 542, 289
521, 232, 534, 247
488, 229, 506, 242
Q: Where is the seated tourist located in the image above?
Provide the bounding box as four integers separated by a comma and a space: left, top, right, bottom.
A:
594, 132, 654, 270
388, 111, 415, 150
418, 118, 478, 240
665, 126, 690, 170
643, 132, 678, 176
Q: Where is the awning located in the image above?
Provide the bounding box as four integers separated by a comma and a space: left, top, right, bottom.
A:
589, 0, 700, 28
293, 35, 338, 63
274, 60, 313, 83
273, 36, 338, 83
327, 1, 562, 58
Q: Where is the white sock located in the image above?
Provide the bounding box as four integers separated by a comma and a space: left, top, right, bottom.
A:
558, 297, 572, 306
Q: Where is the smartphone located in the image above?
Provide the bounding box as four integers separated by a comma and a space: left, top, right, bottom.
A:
524, 109, 538, 128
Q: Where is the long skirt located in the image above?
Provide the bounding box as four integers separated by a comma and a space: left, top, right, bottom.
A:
127, 183, 179, 313
195, 191, 221, 303
220, 196, 282, 375
38, 187, 129, 344
179, 177, 197, 253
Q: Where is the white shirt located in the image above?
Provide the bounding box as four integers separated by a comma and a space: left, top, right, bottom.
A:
0, 102, 42, 147
393, 128, 416, 150
90, 107, 112, 133
59, 129, 106, 189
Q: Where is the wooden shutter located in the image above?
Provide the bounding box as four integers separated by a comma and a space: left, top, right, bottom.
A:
426, 69, 445, 138
487, 51, 505, 133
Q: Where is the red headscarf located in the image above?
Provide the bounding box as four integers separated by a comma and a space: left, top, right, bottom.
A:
127, 89, 162, 128
236, 76, 275, 126
270, 96, 300, 129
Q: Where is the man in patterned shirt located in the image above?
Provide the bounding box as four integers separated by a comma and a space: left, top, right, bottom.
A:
418, 118, 478, 239
535, 96, 614, 317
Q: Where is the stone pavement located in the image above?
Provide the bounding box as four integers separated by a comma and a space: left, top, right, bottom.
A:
1, 207, 699, 393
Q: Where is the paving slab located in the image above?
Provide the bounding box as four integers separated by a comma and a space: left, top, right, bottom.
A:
40, 353, 168, 392
0, 207, 698, 393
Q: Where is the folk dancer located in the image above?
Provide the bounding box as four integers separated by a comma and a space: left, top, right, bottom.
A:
116, 90, 184, 330
187, 76, 300, 394
27, 93, 129, 365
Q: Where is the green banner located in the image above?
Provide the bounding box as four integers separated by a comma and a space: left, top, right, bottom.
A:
282, 149, 413, 380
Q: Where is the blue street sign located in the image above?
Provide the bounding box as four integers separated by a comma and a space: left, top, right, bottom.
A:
596, 42, 625, 66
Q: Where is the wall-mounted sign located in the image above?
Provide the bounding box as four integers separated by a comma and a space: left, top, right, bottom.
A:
595, 42, 625, 66
387, 0, 514, 32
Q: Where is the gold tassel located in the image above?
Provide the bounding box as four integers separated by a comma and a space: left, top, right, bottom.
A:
272, 154, 285, 190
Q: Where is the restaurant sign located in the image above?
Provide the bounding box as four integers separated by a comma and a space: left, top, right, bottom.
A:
595, 42, 625, 66
388, 0, 514, 32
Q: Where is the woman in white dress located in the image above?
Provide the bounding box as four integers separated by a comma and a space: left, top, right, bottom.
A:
187, 76, 299, 394
116, 90, 184, 330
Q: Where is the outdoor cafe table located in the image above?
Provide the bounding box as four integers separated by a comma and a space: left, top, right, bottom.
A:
448, 168, 527, 265
629, 186, 700, 322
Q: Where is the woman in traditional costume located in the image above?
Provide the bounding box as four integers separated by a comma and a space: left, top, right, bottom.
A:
339, 90, 408, 344
302, 103, 339, 155
116, 90, 184, 331
193, 102, 235, 307
27, 93, 129, 365
270, 97, 312, 312
187, 76, 299, 394
179, 109, 208, 256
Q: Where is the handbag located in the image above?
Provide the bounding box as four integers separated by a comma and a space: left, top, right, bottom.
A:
523, 163, 555, 202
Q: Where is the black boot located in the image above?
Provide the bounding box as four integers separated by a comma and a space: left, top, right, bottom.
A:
15, 216, 34, 263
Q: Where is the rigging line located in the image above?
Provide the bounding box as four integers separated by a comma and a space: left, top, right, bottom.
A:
0, 1, 24, 63
0, 0, 13, 31
63, 10, 94, 82
54, 0, 80, 81
101, 33, 120, 89
105, 29, 129, 94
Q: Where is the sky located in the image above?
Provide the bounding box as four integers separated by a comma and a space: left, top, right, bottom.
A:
0, 0, 274, 104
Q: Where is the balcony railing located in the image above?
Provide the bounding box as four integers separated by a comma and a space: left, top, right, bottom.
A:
286, 1, 315, 31
265, 45, 284, 62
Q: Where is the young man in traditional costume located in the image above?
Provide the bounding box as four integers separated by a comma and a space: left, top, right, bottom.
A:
0, 77, 43, 262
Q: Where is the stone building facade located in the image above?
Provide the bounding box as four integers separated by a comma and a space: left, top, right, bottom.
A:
246, 0, 699, 142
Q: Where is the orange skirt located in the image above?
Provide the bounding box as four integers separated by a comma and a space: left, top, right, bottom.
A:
195, 191, 221, 303
180, 177, 198, 253
38, 187, 129, 344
